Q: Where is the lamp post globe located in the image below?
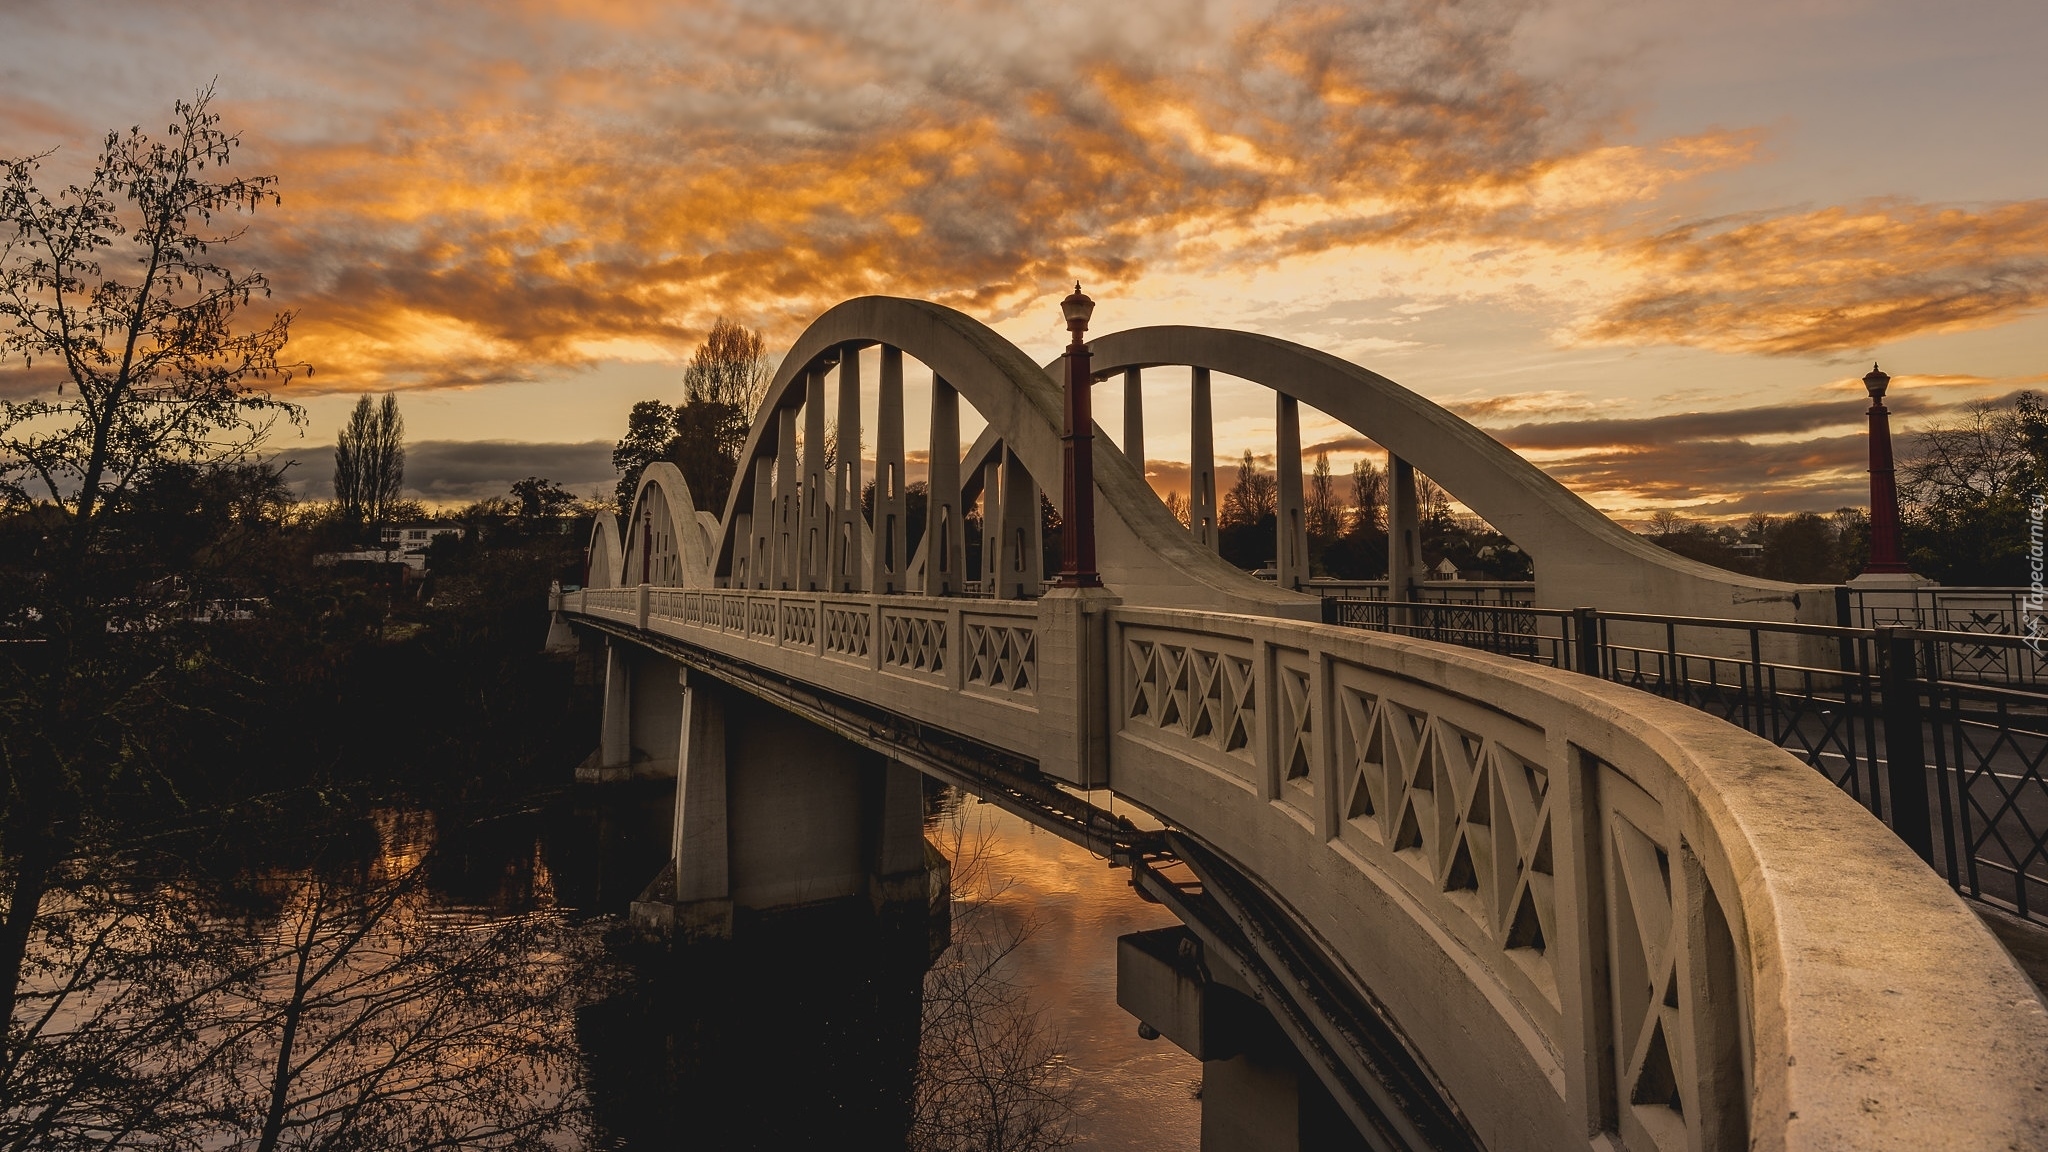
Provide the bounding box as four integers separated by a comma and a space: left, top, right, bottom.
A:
1061, 282, 1095, 331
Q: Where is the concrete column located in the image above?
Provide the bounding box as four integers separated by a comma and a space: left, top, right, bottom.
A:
999, 447, 1041, 599
1388, 454, 1422, 609
748, 453, 773, 589
924, 373, 965, 596
1123, 366, 1144, 488
1276, 393, 1308, 591
870, 346, 908, 593
981, 454, 1005, 594
629, 651, 683, 778
801, 363, 829, 591
1190, 366, 1217, 550
600, 639, 632, 769
774, 406, 799, 589
670, 670, 732, 936
868, 760, 929, 905
832, 347, 866, 592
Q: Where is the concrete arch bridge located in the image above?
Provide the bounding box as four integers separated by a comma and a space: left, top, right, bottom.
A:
552, 296, 2046, 1151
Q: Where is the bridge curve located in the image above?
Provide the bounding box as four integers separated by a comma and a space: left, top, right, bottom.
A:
1084, 326, 1830, 623
706, 296, 1314, 615
559, 579, 2048, 1151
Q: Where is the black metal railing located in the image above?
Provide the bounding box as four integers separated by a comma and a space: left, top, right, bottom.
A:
1324, 598, 2048, 925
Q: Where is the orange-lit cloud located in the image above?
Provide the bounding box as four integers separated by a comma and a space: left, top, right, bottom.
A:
1582, 200, 2048, 354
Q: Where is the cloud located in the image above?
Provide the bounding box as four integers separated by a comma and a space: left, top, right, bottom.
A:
278, 439, 614, 503
1580, 200, 2048, 354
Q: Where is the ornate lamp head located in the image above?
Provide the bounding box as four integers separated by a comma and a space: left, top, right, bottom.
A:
1863, 363, 1891, 401
1060, 281, 1095, 334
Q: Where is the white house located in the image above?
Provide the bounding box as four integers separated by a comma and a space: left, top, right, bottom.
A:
379, 523, 465, 558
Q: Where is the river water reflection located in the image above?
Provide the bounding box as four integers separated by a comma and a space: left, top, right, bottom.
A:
10, 776, 1199, 1149
443, 778, 1201, 1149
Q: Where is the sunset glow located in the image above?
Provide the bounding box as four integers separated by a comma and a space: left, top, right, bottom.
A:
4, 0, 2043, 516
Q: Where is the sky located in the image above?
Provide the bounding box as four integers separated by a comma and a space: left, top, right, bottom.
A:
2, 0, 2044, 518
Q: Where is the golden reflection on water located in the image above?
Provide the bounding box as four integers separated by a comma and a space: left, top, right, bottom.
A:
933, 791, 1201, 1152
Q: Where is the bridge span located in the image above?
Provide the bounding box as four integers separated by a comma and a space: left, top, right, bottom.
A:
551, 295, 2048, 1152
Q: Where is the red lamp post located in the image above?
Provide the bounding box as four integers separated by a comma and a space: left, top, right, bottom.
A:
1055, 283, 1102, 588
1861, 363, 1912, 576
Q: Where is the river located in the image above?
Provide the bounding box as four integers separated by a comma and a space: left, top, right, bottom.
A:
4, 772, 1200, 1150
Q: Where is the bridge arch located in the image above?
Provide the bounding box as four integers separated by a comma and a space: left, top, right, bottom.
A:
621, 462, 712, 588
707, 296, 1314, 615
1084, 326, 1829, 623
584, 509, 624, 589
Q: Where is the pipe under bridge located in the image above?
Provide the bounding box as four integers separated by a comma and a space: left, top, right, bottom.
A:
552, 296, 2047, 1152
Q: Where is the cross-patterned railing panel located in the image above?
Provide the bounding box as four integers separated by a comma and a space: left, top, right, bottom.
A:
1595, 757, 1749, 1152
822, 603, 873, 661
1328, 659, 1563, 1029
1273, 645, 1316, 818
963, 615, 1036, 695
747, 599, 777, 641
881, 609, 948, 677
781, 602, 817, 647
1121, 626, 1257, 784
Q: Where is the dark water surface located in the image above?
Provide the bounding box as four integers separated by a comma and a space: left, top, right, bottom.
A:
12, 772, 1198, 1148
346, 780, 1199, 1149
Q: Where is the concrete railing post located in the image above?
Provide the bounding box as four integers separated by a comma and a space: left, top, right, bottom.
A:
1036, 587, 1119, 788
1877, 627, 1935, 864
636, 583, 650, 632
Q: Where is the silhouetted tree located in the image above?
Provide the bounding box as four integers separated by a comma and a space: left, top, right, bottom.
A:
1220, 449, 1276, 530
1305, 452, 1342, 545
1898, 394, 2047, 584
1348, 457, 1384, 536
2, 834, 600, 1151
510, 476, 575, 523
0, 88, 303, 1060
1162, 490, 1190, 528
911, 808, 1075, 1152
333, 393, 403, 527
612, 318, 773, 515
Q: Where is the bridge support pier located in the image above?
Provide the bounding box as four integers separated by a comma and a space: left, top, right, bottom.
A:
1120, 927, 1366, 1152
594, 639, 633, 777
632, 674, 947, 948
584, 642, 686, 784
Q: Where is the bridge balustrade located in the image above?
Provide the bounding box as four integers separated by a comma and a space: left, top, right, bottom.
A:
574, 585, 1044, 753
1098, 605, 2043, 1152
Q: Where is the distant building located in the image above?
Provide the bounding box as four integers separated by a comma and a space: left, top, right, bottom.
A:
1427, 557, 1463, 581
366, 524, 464, 569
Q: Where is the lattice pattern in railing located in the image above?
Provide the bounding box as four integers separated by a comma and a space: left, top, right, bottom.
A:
781, 602, 817, 647
882, 612, 946, 674
1594, 756, 1747, 1152
747, 599, 776, 640
1125, 636, 1256, 767
964, 619, 1035, 694
1331, 665, 1559, 1008
1274, 647, 1315, 814
823, 605, 872, 660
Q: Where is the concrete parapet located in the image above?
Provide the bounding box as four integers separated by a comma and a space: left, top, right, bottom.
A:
1107, 605, 2048, 1151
